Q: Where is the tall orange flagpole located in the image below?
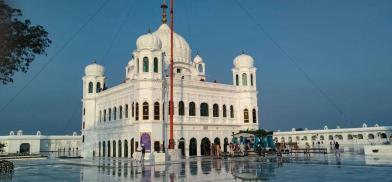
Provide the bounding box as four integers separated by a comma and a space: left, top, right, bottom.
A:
169, 0, 174, 150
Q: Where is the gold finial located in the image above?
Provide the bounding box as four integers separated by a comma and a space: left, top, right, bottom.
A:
161, 0, 168, 24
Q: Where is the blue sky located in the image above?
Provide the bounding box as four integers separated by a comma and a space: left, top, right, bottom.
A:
1, 0, 391, 135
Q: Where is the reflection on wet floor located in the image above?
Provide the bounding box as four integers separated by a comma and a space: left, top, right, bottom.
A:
82, 157, 284, 181
6, 154, 392, 181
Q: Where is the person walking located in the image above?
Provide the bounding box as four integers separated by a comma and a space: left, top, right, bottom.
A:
141, 144, 146, 162
216, 144, 221, 158
305, 142, 311, 157
334, 142, 340, 158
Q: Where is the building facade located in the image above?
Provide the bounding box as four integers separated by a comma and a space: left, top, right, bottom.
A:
0, 130, 81, 155
81, 10, 259, 158
273, 123, 392, 152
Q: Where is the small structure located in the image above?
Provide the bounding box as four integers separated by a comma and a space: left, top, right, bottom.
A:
0, 130, 81, 155
273, 124, 392, 153
231, 129, 274, 156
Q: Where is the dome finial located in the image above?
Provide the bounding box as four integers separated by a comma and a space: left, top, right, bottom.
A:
161, 0, 168, 24
92, 59, 96, 63
147, 27, 151, 33
196, 51, 199, 55
241, 50, 245, 54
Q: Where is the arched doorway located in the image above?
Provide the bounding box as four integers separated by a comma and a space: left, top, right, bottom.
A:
102, 141, 106, 157
178, 138, 185, 157
154, 141, 160, 152
214, 137, 221, 145
201, 137, 211, 156
113, 141, 116, 157
19, 143, 30, 154
118, 140, 122, 157
224, 137, 229, 153
380, 133, 387, 139
107, 141, 111, 157
140, 133, 151, 152
98, 142, 101, 157
131, 138, 134, 158
124, 140, 128, 158
189, 138, 197, 156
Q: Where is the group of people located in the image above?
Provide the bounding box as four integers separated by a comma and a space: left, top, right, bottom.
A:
135, 144, 146, 163
211, 143, 222, 157
228, 143, 250, 157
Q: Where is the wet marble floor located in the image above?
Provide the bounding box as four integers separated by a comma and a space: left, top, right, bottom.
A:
2, 153, 392, 181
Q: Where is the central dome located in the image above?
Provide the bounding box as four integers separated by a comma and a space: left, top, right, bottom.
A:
153, 24, 191, 64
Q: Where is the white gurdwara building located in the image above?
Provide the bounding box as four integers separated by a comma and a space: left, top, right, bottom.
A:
81, 14, 259, 158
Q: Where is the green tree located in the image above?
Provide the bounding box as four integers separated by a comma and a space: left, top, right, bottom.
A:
0, 1, 51, 84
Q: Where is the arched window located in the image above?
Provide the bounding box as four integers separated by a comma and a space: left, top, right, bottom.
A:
251, 74, 254, 86
96, 82, 101, 93
125, 104, 128, 118
252, 109, 257, 123
230, 105, 234, 118
244, 109, 249, 123
108, 108, 112, 121
154, 57, 158, 73
179, 101, 185, 116
132, 102, 134, 117
103, 109, 106, 121
198, 64, 203, 72
213, 104, 219, 117
242, 73, 247, 86
154, 102, 160, 120
235, 74, 239, 86
113, 107, 117, 120
135, 103, 139, 121
99, 111, 102, 122
88, 82, 93, 93
223, 105, 227, 118
189, 102, 196, 116
143, 57, 149, 72
320, 135, 325, 140
143, 102, 149, 120
119, 106, 123, 119
136, 58, 139, 73
368, 133, 375, 139
348, 134, 353, 140
200, 103, 209, 117
329, 135, 333, 140
358, 134, 363, 139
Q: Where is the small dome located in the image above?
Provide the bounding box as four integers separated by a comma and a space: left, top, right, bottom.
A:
72, 132, 77, 136
9, 131, 14, 136
193, 54, 203, 64
234, 53, 254, 68
85, 63, 104, 76
136, 32, 162, 50
36, 131, 42, 136
17, 130, 23, 136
